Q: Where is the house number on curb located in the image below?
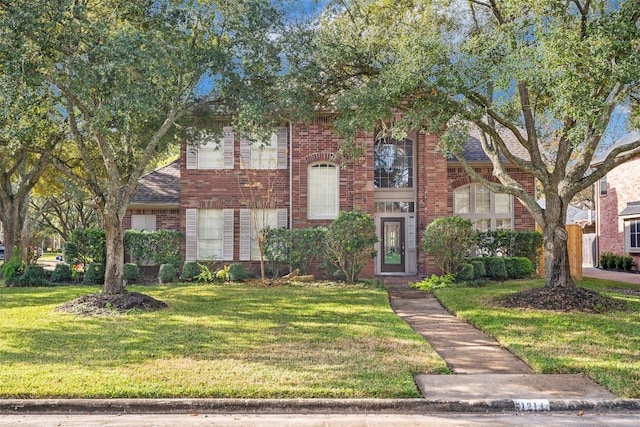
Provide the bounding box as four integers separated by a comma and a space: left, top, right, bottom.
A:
513, 399, 550, 411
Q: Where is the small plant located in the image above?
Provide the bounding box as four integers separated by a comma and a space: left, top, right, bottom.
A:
470, 259, 486, 278
484, 257, 508, 280
51, 263, 72, 283
180, 261, 202, 281
215, 265, 231, 281
158, 263, 178, 283
123, 263, 141, 282
1, 247, 24, 284
195, 264, 215, 282
410, 273, 455, 291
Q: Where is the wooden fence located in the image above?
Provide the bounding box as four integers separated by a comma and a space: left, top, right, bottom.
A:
538, 224, 583, 280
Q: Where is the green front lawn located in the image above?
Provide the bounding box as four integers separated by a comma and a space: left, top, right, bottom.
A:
434, 278, 640, 398
0, 282, 448, 398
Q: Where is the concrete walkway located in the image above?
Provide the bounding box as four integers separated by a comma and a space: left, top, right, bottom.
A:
583, 267, 640, 284
384, 281, 616, 401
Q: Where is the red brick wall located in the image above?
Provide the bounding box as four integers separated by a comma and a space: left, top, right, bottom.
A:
124, 209, 180, 231
596, 156, 640, 267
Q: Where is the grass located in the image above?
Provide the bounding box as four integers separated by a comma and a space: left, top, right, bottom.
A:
434, 277, 640, 398
0, 282, 448, 398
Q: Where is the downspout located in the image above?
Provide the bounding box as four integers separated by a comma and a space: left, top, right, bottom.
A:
289, 121, 293, 230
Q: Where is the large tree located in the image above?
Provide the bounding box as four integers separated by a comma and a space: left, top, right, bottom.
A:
303, 0, 640, 299
2, 0, 291, 296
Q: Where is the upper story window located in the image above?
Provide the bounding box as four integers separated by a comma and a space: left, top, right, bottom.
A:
186, 127, 234, 170
374, 138, 413, 188
599, 175, 608, 196
308, 162, 339, 219
240, 127, 288, 170
454, 183, 513, 231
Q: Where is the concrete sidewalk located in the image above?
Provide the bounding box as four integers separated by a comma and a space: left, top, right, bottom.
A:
583, 267, 640, 284
385, 281, 624, 404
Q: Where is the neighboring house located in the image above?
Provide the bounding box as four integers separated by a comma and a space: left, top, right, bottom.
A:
129, 119, 536, 277
593, 134, 640, 268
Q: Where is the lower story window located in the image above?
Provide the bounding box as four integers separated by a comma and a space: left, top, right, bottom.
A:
240, 208, 288, 261
627, 219, 640, 252
454, 184, 513, 231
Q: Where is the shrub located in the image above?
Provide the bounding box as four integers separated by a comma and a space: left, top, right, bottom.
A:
264, 227, 327, 276
423, 216, 475, 275
504, 257, 534, 279
410, 273, 455, 291
71, 228, 106, 265
470, 259, 486, 278
323, 210, 377, 283
484, 257, 508, 280
476, 230, 543, 269
12, 265, 50, 287
456, 263, 475, 281
180, 261, 202, 281
83, 263, 105, 285
622, 256, 634, 271
124, 229, 182, 268
228, 263, 247, 282
62, 242, 79, 265
600, 252, 615, 269
158, 263, 178, 283
123, 263, 141, 282
51, 263, 72, 283
2, 247, 24, 284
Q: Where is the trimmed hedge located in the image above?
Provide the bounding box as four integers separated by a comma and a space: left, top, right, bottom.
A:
180, 261, 202, 281
470, 259, 486, 278
456, 263, 475, 281
504, 257, 534, 279
159, 263, 178, 283
483, 257, 508, 280
124, 263, 141, 282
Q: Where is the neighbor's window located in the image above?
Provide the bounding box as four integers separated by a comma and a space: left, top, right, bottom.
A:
627, 219, 640, 252
599, 175, 608, 195
454, 184, 513, 231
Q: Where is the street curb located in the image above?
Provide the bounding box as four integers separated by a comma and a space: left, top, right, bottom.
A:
1, 398, 640, 414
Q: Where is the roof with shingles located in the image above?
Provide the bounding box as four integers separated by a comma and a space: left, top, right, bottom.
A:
450, 124, 531, 163
130, 159, 180, 205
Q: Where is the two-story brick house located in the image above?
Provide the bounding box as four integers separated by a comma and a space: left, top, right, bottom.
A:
593, 133, 640, 268
127, 117, 536, 277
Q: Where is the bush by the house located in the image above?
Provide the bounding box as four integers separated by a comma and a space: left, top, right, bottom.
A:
504, 257, 534, 279
483, 257, 508, 280
456, 263, 475, 281
62, 242, 79, 266
70, 228, 106, 266
323, 210, 377, 283
180, 261, 202, 281
410, 273, 455, 291
158, 263, 178, 283
228, 263, 247, 282
51, 263, 72, 283
264, 227, 326, 276
215, 265, 230, 281
124, 229, 182, 268
476, 230, 543, 270
195, 264, 215, 282
600, 253, 635, 271
83, 263, 105, 285
422, 216, 475, 275
470, 259, 486, 278
123, 263, 141, 282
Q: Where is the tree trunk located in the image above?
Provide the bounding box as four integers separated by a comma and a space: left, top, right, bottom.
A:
0, 198, 30, 264
542, 224, 575, 289
102, 210, 126, 295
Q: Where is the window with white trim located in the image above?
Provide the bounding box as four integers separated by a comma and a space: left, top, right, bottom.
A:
131, 214, 156, 231
308, 162, 339, 219
186, 127, 234, 170
626, 218, 640, 253
240, 127, 287, 170
454, 184, 513, 231
197, 209, 224, 260
239, 208, 287, 261
184, 208, 234, 261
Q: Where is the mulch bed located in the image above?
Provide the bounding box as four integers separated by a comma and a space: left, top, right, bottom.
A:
499, 285, 627, 313
56, 292, 168, 316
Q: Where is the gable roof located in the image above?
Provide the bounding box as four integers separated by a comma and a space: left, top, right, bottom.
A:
130, 159, 180, 208
591, 131, 640, 166
450, 124, 531, 163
